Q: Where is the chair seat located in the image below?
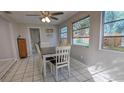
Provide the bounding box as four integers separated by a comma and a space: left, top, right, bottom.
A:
50, 59, 56, 65
46, 57, 55, 61
50, 59, 67, 66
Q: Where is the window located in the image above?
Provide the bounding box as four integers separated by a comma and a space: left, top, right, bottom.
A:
72, 16, 90, 47
60, 26, 67, 44
60, 26, 67, 39
102, 11, 124, 52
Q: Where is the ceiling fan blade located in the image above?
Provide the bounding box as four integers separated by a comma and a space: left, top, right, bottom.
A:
4, 11, 12, 14
40, 11, 45, 16
50, 16, 58, 20
51, 12, 64, 16
26, 14, 41, 16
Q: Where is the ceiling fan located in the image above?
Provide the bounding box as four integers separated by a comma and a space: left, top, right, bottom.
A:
26, 11, 64, 23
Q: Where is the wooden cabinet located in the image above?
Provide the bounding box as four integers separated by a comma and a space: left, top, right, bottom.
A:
17, 38, 27, 58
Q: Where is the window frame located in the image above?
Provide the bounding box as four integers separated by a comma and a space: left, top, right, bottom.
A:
102, 11, 124, 52
72, 15, 90, 47
59, 26, 68, 41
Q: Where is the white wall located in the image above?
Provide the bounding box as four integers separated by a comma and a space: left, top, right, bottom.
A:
59, 11, 124, 67
0, 16, 18, 60
0, 14, 58, 59
16, 23, 58, 56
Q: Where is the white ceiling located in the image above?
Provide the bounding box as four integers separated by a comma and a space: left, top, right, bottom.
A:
5, 11, 78, 25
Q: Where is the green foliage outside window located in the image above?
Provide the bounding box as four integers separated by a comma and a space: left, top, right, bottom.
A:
103, 11, 124, 52
73, 16, 90, 47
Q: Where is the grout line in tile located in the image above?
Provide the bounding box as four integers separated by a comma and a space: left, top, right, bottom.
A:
21, 58, 30, 82
8, 59, 23, 82
1, 60, 17, 81
32, 55, 35, 82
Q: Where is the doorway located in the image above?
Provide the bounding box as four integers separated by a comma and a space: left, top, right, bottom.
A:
29, 28, 40, 54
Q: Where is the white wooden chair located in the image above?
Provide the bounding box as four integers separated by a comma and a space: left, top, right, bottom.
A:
35, 43, 44, 78
50, 46, 71, 81
35, 43, 55, 79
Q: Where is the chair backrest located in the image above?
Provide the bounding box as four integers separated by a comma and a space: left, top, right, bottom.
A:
35, 43, 43, 74
56, 46, 71, 65
35, 43, 42, 56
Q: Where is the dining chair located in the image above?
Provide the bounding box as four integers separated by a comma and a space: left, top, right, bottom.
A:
35, 43, 44, 78
35, 43, 55, 79
50, 46, 71, 81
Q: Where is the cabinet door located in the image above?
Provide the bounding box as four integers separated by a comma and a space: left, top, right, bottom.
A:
18, 39, 27, 58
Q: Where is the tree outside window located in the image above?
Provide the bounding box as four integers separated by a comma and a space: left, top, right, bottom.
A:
72, 16, 90, 47
103, 11, 124, 52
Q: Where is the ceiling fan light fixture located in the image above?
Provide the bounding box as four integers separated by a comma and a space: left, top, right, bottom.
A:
41, 18, 46, 22
45, 17, 50, 23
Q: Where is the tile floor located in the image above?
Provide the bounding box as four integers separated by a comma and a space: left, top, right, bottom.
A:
0, 59, 16, 80
0, 55, 124, 82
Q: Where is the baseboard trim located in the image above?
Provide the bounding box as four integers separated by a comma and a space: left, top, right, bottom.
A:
0, 58, 17, 62
71, 57, 87, 66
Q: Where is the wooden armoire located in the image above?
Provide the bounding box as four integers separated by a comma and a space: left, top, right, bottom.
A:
17, 38, 27, 58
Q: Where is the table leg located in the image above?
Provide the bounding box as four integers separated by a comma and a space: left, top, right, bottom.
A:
43, 57, 46, 80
